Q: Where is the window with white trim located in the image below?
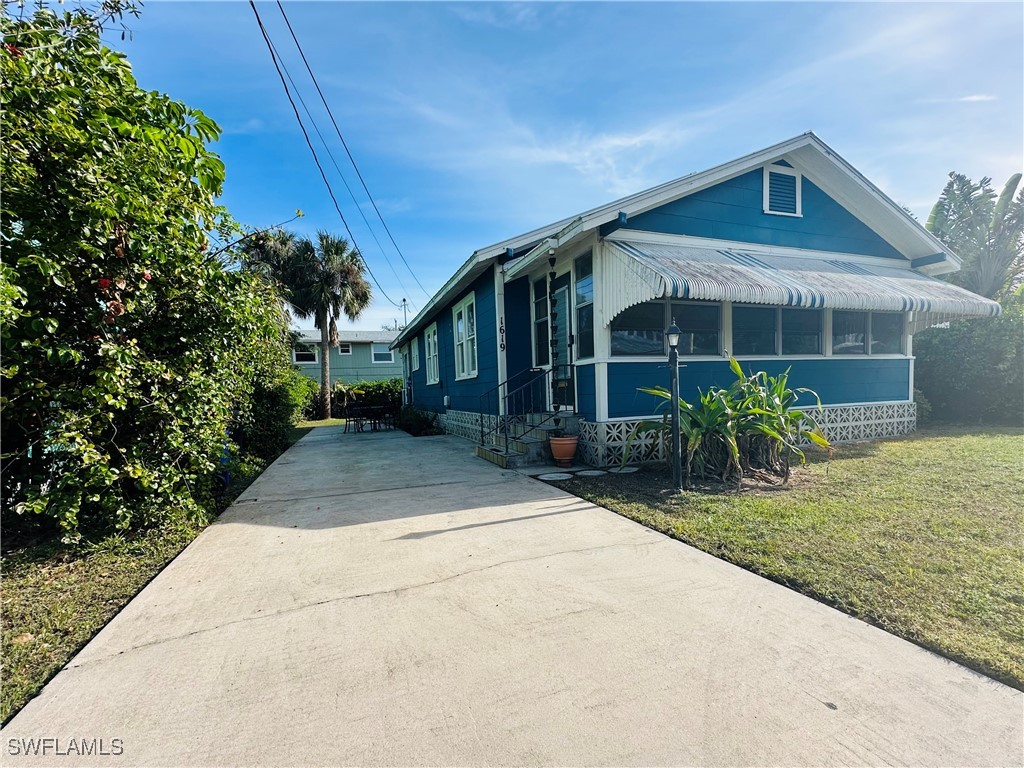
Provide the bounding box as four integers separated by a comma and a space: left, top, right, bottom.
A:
337, 342, 352, 355
292, 344, 318, 364
452, 293, 477, 380
610, 300, 721, 356
763, 164, 802, 216
371, 343, 394, 363
411, 336, 420, 371
425, 323, 439, 384
731, 306, 823, 356
833, 310, 904, 355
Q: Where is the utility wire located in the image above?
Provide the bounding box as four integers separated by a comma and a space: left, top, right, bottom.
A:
248, 0, 401, 308
264, 32, 417, 310
275, 1, 431, 300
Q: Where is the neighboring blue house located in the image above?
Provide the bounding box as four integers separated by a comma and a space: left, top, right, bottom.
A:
293, 329, 403, 386
392, 133, 999, 466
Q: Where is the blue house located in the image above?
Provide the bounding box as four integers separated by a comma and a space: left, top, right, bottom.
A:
392, 134, 999, 466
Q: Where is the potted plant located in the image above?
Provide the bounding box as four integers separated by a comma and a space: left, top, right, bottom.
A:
548, 428, 579, 468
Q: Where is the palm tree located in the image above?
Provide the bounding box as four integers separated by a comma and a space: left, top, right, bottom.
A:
287, 232, 372, 419
926, 172, 1024, 299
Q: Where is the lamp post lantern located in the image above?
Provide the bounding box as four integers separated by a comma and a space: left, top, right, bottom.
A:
667, 320, 683, 491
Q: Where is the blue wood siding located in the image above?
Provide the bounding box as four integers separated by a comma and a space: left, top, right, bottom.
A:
607, 357, 910, 418
575, 363, 597, 421
409, 268, 499, 414
623, 170, 904, 259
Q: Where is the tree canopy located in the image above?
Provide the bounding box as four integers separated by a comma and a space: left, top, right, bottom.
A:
1, 5, 300, 540
926, 172, 1024, 299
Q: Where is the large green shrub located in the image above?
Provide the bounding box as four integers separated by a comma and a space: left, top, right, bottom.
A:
234, 367, 318, 460
0, 7, 295, 541
330, 378, 403, 417
913, 298, 1024, 425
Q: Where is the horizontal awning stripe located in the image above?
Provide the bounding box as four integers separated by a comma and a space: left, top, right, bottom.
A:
602, 239, 1001, 326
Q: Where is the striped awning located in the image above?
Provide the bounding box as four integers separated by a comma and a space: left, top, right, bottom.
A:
603, 239, 1001, 329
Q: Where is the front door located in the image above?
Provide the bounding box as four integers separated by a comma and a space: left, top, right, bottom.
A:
550, 279, 575, 410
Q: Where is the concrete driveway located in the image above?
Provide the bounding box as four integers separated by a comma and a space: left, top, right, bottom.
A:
3, 427, 1021, 766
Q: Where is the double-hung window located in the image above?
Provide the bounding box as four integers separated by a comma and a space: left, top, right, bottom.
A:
424, 324, 439, 384
533, 279, 549, 366
410, 337, 420, 371
372, 343, 394, 363
453, 293, 477, 379
574, 252, 595, 359
292, 344, 318, 364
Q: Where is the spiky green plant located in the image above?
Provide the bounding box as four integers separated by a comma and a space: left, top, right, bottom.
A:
627, 358, 830, 486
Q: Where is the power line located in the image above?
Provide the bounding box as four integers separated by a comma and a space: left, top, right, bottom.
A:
263, 31, 418, 310
275, 1, 431, 300
247, 0, 401, 308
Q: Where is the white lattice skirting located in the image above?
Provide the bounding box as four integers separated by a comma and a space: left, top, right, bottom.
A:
438, 409, 498, 443
578, 401, 917, 468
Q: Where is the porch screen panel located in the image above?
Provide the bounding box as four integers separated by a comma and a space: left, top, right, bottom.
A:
781, 308, 822, 355
670, 302, 720, 356
611, 301, 664, 356
732, 306, 777, 356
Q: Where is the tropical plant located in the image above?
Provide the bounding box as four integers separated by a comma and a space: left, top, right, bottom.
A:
627, 359, 830, 487
242, 231, 372, 419
913, 295, 1024, 425
926, 172, 1024, 299
0, 4, 298, 541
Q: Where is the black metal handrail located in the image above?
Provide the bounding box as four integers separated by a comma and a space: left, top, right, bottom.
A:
478, 365, 575, 448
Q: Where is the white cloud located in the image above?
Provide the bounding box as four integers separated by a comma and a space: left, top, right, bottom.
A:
919, 94, 998, 104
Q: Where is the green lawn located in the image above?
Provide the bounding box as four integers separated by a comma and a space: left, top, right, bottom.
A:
552, 426, 1024, 689
298, 418, 346, 428
1, 424, 312, 725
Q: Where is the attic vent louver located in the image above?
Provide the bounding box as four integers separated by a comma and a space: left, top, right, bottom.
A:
764, 165, 802, 217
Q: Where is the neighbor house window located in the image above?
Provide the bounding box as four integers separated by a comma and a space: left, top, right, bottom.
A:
411, 336, 420, 371
337, 343, 352, 355
453, 293, 477, 379
763, 164, 802, 216
372, 343, 394, 363
293, 344, 318, 364
533, 278, 549, 366
670, 302, 720, 355
732, 306, 777, 356
781, 308, 822, 354
574, 252, 595, 359
425, 324, 439, 384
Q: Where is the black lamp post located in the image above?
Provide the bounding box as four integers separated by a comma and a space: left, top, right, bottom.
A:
667, 320, 683, 491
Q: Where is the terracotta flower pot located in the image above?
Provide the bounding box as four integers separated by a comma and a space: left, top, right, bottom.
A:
549, 435, 579, 468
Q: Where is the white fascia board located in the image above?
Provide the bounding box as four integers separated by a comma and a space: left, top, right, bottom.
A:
605, 230, 915, 270
789, 136, 961, 268
475, 133, 823, 265
391, 254, 492, 350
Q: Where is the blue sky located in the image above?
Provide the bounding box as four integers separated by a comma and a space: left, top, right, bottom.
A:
119, 1, 1024, 329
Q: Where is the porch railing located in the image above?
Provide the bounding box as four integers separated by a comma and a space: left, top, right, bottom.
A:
477, 365, 575, 447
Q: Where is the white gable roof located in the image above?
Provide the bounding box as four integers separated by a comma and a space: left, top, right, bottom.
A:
395, 132, 958, 348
